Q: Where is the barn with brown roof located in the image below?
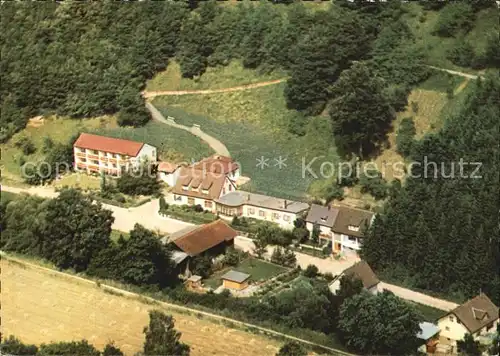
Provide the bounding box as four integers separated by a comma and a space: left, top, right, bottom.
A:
168, 220, 238, 277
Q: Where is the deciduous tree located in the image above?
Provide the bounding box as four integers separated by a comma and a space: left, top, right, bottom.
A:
143, 310, 190, 356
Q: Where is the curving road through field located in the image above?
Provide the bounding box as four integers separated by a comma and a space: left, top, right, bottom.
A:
145, 102, 230, 157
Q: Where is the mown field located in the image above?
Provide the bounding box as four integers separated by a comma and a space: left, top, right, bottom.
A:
1, 258, 282, 356
146, 60, 286, 92
152, 83, 339, 200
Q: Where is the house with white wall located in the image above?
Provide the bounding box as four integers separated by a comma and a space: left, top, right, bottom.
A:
305, 204, 338, 242
73, 133, 156, 175
329, 260, 380, 295
305, 205, 374, 257
331, 207, 374, 257
157, 162, 182, 187
169, 167, 237, 211
437, 293, 499, 352
214, 191, 309, 230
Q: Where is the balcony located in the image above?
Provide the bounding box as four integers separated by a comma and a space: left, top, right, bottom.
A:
76, 162, 87, 169
87, 154, 99, 160
75, 152, 86, 158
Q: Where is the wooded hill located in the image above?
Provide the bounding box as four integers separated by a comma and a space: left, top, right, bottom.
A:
362, 74, 500, 305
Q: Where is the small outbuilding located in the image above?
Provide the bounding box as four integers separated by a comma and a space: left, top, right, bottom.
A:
221, 270, 250, 291
185, 275, 203, 289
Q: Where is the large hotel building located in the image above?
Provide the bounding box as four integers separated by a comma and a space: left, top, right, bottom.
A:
73, 133, 157, 175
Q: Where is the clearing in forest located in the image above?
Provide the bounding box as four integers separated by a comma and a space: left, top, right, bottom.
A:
1, 258, 281, 356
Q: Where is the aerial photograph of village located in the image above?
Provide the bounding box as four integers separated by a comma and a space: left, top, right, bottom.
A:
0, 0, 498, 355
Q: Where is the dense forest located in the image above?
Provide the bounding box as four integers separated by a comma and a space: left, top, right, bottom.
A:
362, 75, 500, 305
3, 1, 497, 153
0, 1, 188, 141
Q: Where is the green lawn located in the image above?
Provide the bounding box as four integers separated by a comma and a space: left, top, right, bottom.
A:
204, 258, 288, 289
152, 83, 339, 200
1, 191, 20, 204
411, 301, 447, 323
146, 60, 286, 92
96, 120, 214, 163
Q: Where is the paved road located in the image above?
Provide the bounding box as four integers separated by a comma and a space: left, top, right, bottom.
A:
235, 236, 459, 311
2, 185, 460, 311
142, 79, 286, 98
145, 102, 230, 157
380, 282, 459, 312
1, 185, 193, 234
427, 66, 483, 80
2, 252, 354, 356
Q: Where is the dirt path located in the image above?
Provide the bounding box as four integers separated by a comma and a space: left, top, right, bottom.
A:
1, 185, 194, 234
1, 252, 353, 356
143, 79, 286, 98
427, 66, 483, 80
145, 102, 230, 157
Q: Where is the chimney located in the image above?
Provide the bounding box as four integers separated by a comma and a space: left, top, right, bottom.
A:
327, 205, 331, 211
247, 194, 251, 201
284, 200, 288, 209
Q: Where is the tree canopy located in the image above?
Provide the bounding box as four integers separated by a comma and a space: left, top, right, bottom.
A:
329, 62, 395, 158
361, 75, 500, 304
143, 310, 190, 356
338, 291, 421, 355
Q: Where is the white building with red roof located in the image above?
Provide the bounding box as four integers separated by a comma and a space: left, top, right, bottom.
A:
73, 133, 157, 175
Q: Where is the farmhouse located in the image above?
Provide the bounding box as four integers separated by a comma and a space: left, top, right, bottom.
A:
157, 161, 182, 186
437, 293, 499, 351
168, 220, 238, 276
215, 191, 309, 229
329, 260, 380, 295
306, 204, 374, 256
73, 133, 156, 175
221, 270, 251, 291
191, 154, 240, 182
170, 167, 237, 210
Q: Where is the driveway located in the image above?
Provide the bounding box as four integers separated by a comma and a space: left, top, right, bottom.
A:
1, 185, 193, 234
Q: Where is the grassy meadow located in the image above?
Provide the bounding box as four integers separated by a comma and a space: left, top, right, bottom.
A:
152, 83, 339, 200
146, 61, 286, 92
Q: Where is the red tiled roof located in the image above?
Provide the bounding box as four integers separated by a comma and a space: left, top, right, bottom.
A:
158, 162, 180, 173
74, 133, 144, 157
191, 155, 239, 175
172, 220, 237, 256
171, 167, 230, 200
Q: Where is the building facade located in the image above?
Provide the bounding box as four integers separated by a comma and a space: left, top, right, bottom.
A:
437, 293, 499, 351
215, 191, 309, 230
170, 167, 237, 211
306, 204, 374, 256
73, 133, 156, 175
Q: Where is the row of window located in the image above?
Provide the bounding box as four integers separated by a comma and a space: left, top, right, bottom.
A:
77, 158, 120, 169
77, 148, 128, 160
247, 208, 291, 222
